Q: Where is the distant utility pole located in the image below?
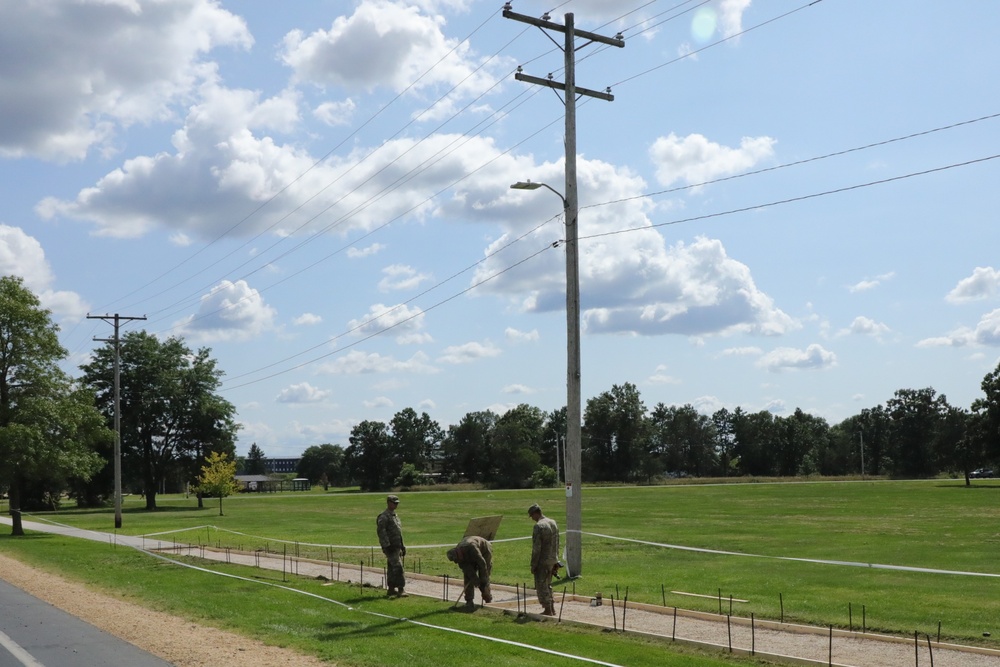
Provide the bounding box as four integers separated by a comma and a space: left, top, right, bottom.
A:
88, 313, 146, 529
503, 4, 623, 578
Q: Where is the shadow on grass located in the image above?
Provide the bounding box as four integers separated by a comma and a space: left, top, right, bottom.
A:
936, 482, 1000, 489
316, 603, 495, 641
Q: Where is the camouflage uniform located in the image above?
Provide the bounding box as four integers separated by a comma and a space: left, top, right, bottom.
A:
446, 535, 493, 607
528, 503, 559, 615
376, 495, 406, 596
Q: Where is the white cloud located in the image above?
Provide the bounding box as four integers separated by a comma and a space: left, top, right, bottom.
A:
691, 395, 723, 414
757, 344, 837, 372
313, 98, 357, 126
582, 236, 796, 337
318, 349, 437, 375
839, 316, 890, 339
917, 309, 1000, 348
848, 271, 895, 293
437, 341, 501, 364
946, 267, 1000, 303
505, 327, 539, 343
173, 279, 276, 342
649, 132, 776, 187
280, 1, 500, 100
348, 243, 385, 258
0, 224, 54, 290
0, 0, 251, 161
647, 364, 681, 385
36, 82, 312, 238
502, 383, 535, 395
348, 302, 427, 342
364, 396, 394, 409
763, 398, 787, 414
720, 346, 762, 357
719, 0, 753, 38
0, 224, 88, 321
276, 382, 331, 404
293, 313, 323, 326
378, 264, 429, 292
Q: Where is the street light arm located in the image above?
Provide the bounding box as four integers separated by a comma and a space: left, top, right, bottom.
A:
510, 180, 567, 209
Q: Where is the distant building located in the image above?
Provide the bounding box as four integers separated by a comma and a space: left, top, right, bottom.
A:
264, 457, 301, 474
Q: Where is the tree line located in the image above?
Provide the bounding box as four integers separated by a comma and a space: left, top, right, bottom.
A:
302, 379, 1000, 491
4, 274, 1000, 536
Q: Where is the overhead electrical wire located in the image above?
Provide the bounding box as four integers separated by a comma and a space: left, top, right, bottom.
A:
220, 148, 999, 390
578, 153, 1000, 242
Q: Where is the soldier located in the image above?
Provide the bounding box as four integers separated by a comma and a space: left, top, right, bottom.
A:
446, 535, 494, 609
376, 494, 407, 597
528, 503, 559, 616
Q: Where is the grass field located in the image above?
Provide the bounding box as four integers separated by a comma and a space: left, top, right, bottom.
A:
2, 478, 999, 665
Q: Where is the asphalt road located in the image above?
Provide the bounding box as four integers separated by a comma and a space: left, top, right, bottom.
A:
0, 577, 171, 667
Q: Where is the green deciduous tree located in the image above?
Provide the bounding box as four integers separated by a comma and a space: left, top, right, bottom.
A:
583, 383, 649, 482
490, 404, 546, 488
298, 443, 347, 487
344, 420, 391, 491
442, 411, 495, 483
80, 331, 238, 510
195, 451, 240, 516
0, 277, 109, 535
886, 388, 949, 477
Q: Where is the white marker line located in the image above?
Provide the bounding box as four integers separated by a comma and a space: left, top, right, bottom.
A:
0, 628, 46, 667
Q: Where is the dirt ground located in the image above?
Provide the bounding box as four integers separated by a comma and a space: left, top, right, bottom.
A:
0, 553, 330, 667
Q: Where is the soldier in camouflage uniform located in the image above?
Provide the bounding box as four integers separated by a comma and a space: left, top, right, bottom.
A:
376, 494, 407, 597
446, 535, 493, 609
528, 503, 559, 616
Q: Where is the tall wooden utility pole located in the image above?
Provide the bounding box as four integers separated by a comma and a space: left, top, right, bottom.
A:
89, 313, 146, 529
503, 4, 623, 578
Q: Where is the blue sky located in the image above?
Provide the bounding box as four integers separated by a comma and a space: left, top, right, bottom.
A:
3, 0, 1000, 458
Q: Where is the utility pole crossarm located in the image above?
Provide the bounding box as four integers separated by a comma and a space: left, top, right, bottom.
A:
502, 9, 625, 48
514, 72, 614, 101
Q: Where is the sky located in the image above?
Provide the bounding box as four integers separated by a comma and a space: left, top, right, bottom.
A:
3, 0, 1000, 459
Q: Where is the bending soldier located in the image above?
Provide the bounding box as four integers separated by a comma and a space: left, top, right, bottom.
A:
446, 535, 493, 608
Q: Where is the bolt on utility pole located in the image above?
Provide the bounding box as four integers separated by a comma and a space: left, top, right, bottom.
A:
503, 4, 623, 578
89, 313, 146, 529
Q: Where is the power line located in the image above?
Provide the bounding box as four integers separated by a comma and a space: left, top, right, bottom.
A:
582, 112, 1000, 211
579, 154, 1000, 242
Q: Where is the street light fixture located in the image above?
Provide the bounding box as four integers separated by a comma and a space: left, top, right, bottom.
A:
511, 180, 566, 206
510, 178, 582, 578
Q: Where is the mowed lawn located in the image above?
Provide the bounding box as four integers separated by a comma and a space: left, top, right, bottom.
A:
3, 478, 999, 662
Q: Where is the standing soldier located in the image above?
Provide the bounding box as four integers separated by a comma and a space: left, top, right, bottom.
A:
376, 494, 407, 597
446, 535, 494, 609
528, 503, 559, 616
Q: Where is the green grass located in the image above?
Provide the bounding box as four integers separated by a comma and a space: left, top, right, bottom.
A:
0, 534, 759, 667
4, 479, 1000, 661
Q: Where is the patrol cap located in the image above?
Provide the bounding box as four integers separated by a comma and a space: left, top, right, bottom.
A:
387, 494, 400, 504
446, 547, 459, 562
527, 503, 541, 515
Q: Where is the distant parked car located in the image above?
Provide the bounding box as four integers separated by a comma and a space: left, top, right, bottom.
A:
970, 468, 995, 478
